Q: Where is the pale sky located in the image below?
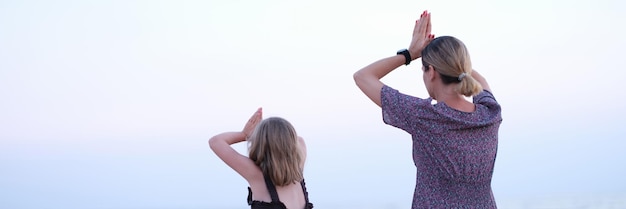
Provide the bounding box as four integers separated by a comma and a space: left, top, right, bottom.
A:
1, 0, 625, 208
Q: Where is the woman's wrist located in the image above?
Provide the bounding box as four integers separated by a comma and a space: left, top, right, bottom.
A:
408, 49, 421, 60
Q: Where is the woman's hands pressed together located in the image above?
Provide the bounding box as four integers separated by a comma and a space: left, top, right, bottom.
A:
409, 11, 434, 60
353, 9, 435, 107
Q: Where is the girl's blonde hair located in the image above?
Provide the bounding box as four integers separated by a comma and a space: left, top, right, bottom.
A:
421, 36, 482, 96
248, 117, 303, 186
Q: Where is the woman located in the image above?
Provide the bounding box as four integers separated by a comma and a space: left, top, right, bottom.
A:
353, 11, 502, 208
209, 108, 314, 209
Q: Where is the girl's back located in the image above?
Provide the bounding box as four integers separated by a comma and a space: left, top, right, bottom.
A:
248, 173, 309, 209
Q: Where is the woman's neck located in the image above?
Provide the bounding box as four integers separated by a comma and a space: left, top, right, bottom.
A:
434, 86, 475, 112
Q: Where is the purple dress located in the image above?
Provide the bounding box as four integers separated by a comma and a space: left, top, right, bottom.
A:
381, 85, 502, 209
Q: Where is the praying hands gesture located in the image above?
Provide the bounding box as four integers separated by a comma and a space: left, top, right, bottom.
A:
353, 10, 436, 107
242, 107, 263, 140
209, 107, 264, 179
408, 11, 434, 60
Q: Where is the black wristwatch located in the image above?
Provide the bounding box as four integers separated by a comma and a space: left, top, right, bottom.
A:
397, 49, 412, 65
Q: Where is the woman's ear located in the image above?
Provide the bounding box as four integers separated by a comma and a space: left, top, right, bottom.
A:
427, 65, 437, 81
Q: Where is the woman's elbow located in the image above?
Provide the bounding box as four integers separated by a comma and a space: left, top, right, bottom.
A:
353, 71, 366, 86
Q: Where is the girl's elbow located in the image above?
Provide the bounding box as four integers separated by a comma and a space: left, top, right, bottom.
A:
208, 136, 219, 149
353, 71, 360, 83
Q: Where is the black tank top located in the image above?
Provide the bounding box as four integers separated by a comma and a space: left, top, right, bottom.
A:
247, 174, 314, 209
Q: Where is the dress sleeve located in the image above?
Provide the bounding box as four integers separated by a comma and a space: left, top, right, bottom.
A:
381, 85, 431, 133
473, 90, 500, 109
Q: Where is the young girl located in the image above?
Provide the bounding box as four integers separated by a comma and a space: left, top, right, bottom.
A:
209, 108, 314, 209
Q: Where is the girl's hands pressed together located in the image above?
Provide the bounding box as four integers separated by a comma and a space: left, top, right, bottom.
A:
242, 107, 263, 139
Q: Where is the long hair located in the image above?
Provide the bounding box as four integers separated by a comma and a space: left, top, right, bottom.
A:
248, 117, 303, 186
421, 36, 482, 97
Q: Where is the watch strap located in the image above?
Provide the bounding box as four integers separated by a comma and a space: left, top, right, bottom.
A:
397, 49, 411, 65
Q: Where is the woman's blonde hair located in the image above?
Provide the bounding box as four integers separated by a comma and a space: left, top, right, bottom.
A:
248, 117, 303, 186
421, 36, 482, 97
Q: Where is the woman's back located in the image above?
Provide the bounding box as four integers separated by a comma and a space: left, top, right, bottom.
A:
382, 86, 501, 208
